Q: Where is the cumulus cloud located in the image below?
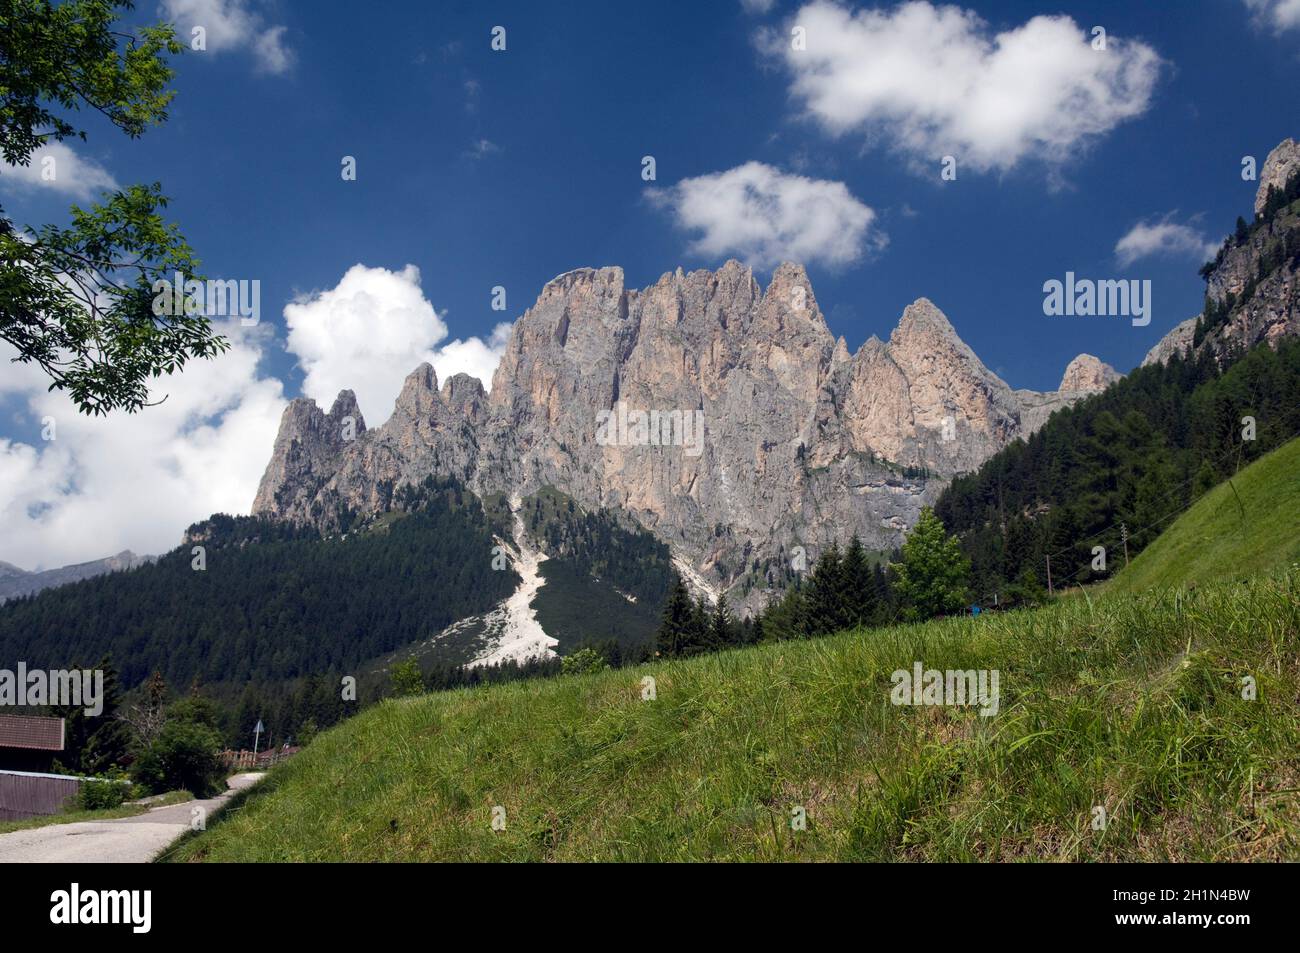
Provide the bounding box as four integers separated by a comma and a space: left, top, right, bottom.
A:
649, 161, 882, 269
0, 321, 286, 570
285, 263, 511, 425
161, 0, 294, 74
1114, 217, 1220, 267
0, 264, 515, 569
1, 141, 118, 201
1244, 0, 1300, 32
764, 1, 1163, 174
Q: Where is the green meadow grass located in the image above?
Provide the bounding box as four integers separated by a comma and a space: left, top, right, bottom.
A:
1108, 437, 1300, 594
163, 570, 1300, 862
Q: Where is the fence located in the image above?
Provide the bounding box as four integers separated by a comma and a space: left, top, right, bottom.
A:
0, 770, 83, 821
219, 747, 300, 771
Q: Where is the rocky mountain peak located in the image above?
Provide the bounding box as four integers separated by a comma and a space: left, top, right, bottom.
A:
393, 362, 441, 419
894, 296, 959, 339
441, 373, 487, 419
1144, 134, 1299, 370
327, 390, 366, 431
1059, 354, 1121, 392
1255, 138, 1300, 217
253, 263, 1112, 609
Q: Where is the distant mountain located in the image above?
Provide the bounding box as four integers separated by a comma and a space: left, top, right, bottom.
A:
0, 550, 152, 603
252, 263, 1111, 612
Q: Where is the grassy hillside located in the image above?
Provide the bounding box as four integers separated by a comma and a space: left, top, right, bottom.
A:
1108, 437, 1300, 595
163, 570, 1300, 862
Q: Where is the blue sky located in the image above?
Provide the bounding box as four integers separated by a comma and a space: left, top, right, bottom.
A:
2, 0, 1298, 568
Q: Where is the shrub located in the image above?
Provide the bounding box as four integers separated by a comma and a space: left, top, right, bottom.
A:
388, 659, 426, 697
561, 647, 609, 676
131, 720, 224, 797
78, 776, 130, 811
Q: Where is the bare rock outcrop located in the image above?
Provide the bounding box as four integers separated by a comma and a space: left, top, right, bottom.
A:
1255, 138, 1300, 218
1144, 136, 1300, 369
1058, 354, 1121, 393
252, 263, 1115, 604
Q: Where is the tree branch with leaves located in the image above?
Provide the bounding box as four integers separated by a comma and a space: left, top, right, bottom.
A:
1, 0, 227, 414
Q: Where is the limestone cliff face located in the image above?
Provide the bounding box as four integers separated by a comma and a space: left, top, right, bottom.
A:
1255, 139, 1300, 218
1058, 354, 1121, 393
1144, 136, 1300, 369
252, 390, 366, 519
252, 262, 1110, 603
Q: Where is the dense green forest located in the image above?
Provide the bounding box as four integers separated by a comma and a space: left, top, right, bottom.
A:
0, 476, 518, 690
935, 336, 1300, 601
523, 486, 674, 607
523, 486, 675, 650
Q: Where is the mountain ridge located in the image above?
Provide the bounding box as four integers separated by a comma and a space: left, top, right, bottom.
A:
253, 261, 1114, 607
0, 550, 153, 603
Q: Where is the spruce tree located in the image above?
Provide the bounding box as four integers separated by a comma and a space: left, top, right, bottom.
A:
686, 596, 710, 656
655, 574, 693, 658
710, 594, 732, 649
843, 536, 876, 626
806, 543, 845, 635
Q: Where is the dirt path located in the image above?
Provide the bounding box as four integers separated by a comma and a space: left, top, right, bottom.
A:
0, 772, 263, 863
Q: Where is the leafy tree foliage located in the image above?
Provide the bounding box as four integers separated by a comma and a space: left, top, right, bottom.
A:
131, 717, 223, 796
0, 0, 228, 414
891, 507, 971, 620
387, 660, 425, 698
561, 647, 609, 676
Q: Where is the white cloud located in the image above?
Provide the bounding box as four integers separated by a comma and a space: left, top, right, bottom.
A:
1114, 217, 1219, 267
1, 142, 118, 201
161, 0, 294, 74
649, 161, 882, 269
0, 321, 286, 570
0, 264, 515, 569
285, 263, 510, 425
741, 0, 777, 13
765, 1, 1163, 174
465, 138, 501, 160
1245, 0, 1300, 32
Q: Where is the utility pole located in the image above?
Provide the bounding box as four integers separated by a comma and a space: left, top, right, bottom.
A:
1046, 553, 1053, 596
1121, 523, 1129, 567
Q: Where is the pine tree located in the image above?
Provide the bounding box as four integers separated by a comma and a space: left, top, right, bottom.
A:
806, 543, 846, 635
843, 536, 876, 626
80, 657, 133, 774
655, 573, 693, 657
710, 594, 732, 649
685, 596, 710, 656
